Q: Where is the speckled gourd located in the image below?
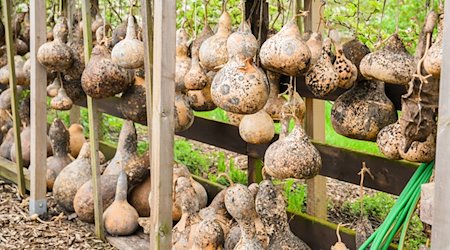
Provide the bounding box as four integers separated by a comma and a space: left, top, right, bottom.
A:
239, 110, 275, 144
342, 38, 372, 80
331, 80, 397, 141
111, 15, 144, 69
376, 122, 402, 160
329, 30, 357, 89
255, 180, 311, 250
360, 34, 415, 85
226, 21, 258, 62
50, 86, 73, 110
399, 126, 436, 162
119, 76, 147, 124
187, 71, 217, 111
175, 93, 195, 132
37, 17, 73, 72
305, 38, 339, 97
176, 28, 192, 92
191, 219, 225, 250
103, 171, 139, 236
263, 71, 287, 121
260, 19, 311, 76
46, 119, 73, 190
198, 190, 232, 238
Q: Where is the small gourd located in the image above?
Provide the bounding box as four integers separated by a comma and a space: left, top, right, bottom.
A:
306, 32, 322, 66
263, 71, 287, 121
376, 122, 402, 160
175, 28, 192, 92
119, 76, 147, 124
260, 19, 311, 76
211, 58, 269, 114
305, 38, 339, 97
187, 71, 217, 111
191, 219, 225, 250
255, 180, 311, 250
37, 17, 73, 71
175, 93, 195, 132
329, 30, 357, 89
81, 29, 133, 98
47, 77, 61, 97
46, 119, 73, 190
68, 123, 86, 158
239, 110, 275, 144
424, 13, 444, 78
111, 15, 144, 69
103, 171, 139, 236
360, 34, 415, 85
50, 86, 73, 110
199, 8, 232, 71
331, 80, 397, 141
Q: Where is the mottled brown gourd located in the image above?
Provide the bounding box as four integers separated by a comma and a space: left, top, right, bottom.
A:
199, 8, 232, 71
119, 76, 147, 124
53, 142, 92, 212
111, 15, 144, 69
360, 33, 415, 85
46, 77, 61, 97
260, 19, 311, 76
50, 86, 73, 110
191, 219, 225, 250
331, 80, 397, 141
239, 110, 275, 144
424, 14, 443, 78
225, 224, 241, 250
306, 38, 339, 97
68, 124, 86, 158
376, 122, 402, 160
175, 28, 192, 92
224, 184, 264, 250
306, 32, 323, 66
263, 71, 287, 121
255, 180, 311, 250
81, 29, 133, 99
198, 189, 232, 237
188, 71, 217, 111
175, 93, 195, 132
129, 175, 151, 217
399, 127, 436, 162
211, 58, 269, 114
227, 21, 258, 61
46, 119, 73, 190
227, 112, 244, 126
329, 30, 357, 89
342, 39, 371, 79
103, 171, 139, 236
37, 17, 73, 72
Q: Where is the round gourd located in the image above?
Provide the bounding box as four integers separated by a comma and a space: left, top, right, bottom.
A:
239, 110, 274, 144
376, 122, 402, 160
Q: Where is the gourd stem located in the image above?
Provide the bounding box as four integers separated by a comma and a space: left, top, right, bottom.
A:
57, 72, 64, 88
317, 1, 325, 33
218, 173, 234, 186
203, 0, 209, 26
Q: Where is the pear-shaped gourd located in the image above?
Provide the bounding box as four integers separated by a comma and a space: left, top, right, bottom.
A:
81, 30, 133, 98
68, 123, 86, 158
175, 28, 192, 92
331, 80, 397, 141
50, 86, 73, 110
264, 115, 321, 179
360, 34, 415, 85
306, 32, 322, 66
46, 119, 73, 190
263, 71, 287, 120
260, 20, 311, 76
255, 180, 311, 250
47, 77, 61, 97
211, 58, 269, 114
111, 15, 144, 69
187, 71, 217, 111
37, 17, 73, 71
305, 38, 339, 97
119, 76, 147, 124
53, 142, 92, 212
184, 25, 214, 91
376, 122, 402, 160
175, 93, 194, 132
103, 171, 139, 236
239, 110, 275, 144
227, 21, 258, 61
199, 9, 232, 71
330, 30, 357, 89
424, 14, 443, 78
399, 126, 436, 162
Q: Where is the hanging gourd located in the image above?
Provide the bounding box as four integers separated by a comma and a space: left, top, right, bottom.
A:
111, 14, 144, 69
329, 30, 357, 89
376, 122, 402, 160
187, 71, 217, 111
175, 28, 192, 92
119, 76, 148, 124
342, 38, 371, 79
46, 77, 61, 97
306, 32, 322, 66
360, 34, 415, 85
50, 74, 73, 110
239, 110, 275, 144
263, 71, 287, 121
423, 13, 443, 78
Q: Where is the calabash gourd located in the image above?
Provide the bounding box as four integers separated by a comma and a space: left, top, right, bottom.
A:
255, 180, 311, 250
50, 86, 73, 110
260, 19, 311, 76
399, 126, 436, 162
46, 119, 72, 190
111, 15, 144, 69
175, 28, 192, 92
225, 224, 241, 250
342, 38, 371, 79
227, 21, 258, 62
187, 71, 217, 111
68, 123, 86, 158
329, 30, 357, 89
239, 110, 275, 144
331, 80, 397, 141
424, 13, 443, 78
360, 34, 415, 85
263, 71, 287, 121
103, 171, 139, 236
119, 76, 147, 124
198, 189, 232, 238
37, 16, 73, 72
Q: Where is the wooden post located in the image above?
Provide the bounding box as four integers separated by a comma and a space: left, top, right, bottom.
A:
29, 0, 48, 215
81, 0, 104, 240
431, 3, 450, 248
2, 0, 25, 196
150, 0, 176, 249
303, 0, 328, 220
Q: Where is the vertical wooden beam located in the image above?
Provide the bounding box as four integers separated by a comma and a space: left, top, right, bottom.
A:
81, 0, 104, 241
29, 0, 48, 215
431, 3, 450, 249
142, 0, 153, 168
2, 0, 25, 196
303, 0, 328, 220
150, 0, 176, 249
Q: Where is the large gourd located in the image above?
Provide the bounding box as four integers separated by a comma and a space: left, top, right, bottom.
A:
46, 119, 72, 190
111, 15, 144, 69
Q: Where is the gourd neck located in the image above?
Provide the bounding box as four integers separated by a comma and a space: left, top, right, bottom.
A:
125, 15, 138, 40
115, 171, 128, 201
116, 120, 137, 155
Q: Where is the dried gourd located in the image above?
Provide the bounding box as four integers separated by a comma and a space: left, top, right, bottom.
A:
239, 110, 275, 144
191, 219, 225, 250
68, 123, 86, 158
175, 93, 195, 132
175, 28, 192, 92
263, 71, 287, 121
423, 13, 443, 78
64, 25, 85, 81
227, 21, 258, 62
47, 77, 61, 97
111, 15, 144, 69
331, 80, 397, 141
37, 17, 73, 72
187, 71, 217, 111
198, 189, 232, 237
399, 127, 436, 162
0, 55, 28, 85
50, 86, 73, 110
360, 34, 415, 85
225, 224, 241, 250
119, 76, 147, 124
255, 180, 311, 250
305, 38, 339, 97
91, 14, 105, 35
342, 38, 371, 79
46, 119, 72, 190
260, 18, 311, 76
306, 32, 323, 66
329, 30, 357, 89
103, 171, 139, 236
227, 111, 243, 126
376, 122, 402, 160
129, 175, 151, 217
